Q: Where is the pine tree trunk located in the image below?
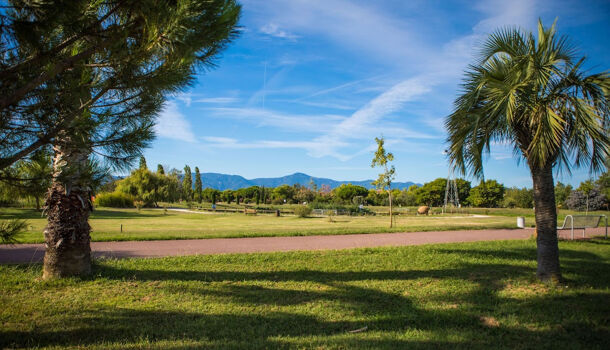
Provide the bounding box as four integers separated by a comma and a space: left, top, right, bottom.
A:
42, 133, 92, 279
531, 164, 562, 283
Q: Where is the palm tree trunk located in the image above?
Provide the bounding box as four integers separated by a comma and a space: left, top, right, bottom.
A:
42, 133, 92, 279
531, 164, 561, 282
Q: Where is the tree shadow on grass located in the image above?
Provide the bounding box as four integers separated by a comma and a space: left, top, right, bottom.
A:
2, 245, 609, 349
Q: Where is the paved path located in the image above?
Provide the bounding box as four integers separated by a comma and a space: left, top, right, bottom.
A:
0, 227, 606, 264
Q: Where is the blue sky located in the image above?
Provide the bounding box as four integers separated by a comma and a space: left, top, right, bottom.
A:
143, 0, 610, 187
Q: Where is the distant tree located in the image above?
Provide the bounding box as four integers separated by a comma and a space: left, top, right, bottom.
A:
222, 189, 235, 204
503, 187, 534, 208
115, 168, 159, 207
183, 165, 193, 201
395, 187, 418, 207
272, 185, 296, 204
414, 178, 446, 207
295, 185, 315, 204
202, 188, 221, 203
157, 164, 165, 175
139, 156, 147, 170
566, 185, 606, 212
194, 167, 203, 203
468, 180, 505, 208
333, 184, 368, 204
309, 178, 318, 192
596, 170, 610, 201
577, 180, 596, 214
157, 173, 181, 203
554, 182, 573, 209
371, 137, 396, 227
365, 189, 385, 206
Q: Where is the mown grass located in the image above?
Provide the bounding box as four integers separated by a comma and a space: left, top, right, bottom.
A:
0, 207, 518, 243
1, 239, 608, 349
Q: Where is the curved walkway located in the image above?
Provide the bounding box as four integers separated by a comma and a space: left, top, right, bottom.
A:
0, 227, 606, 264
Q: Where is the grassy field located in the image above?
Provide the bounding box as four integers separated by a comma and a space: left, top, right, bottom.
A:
0, 207, 520, 243
1, 239, 608, 349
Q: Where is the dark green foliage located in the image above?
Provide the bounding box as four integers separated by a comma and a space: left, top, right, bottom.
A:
157, 165, 165, 175
333, 184, 369, 204
412, 178, 471, 207
139, 157, 147, 170
222, 189, 235, 204
503, 187, 534, 208
554, 182, 573, 208
202, 188, 221, 203
194, 167, 203, 203
366, 190, 386, 206
94, 192, 135, 208
182, 165, 192, 201
468, 180, 505, 208
0, 219, 27, 244
273, 185, 296, 204
0, 0, 242, 170
413, 178, 446, 207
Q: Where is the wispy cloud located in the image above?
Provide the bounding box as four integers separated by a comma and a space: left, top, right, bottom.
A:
155, 101, 196, 143
195, 97, 240, 104
260, 23, 299, 40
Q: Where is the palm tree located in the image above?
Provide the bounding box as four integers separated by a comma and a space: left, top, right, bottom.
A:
445, 20, 610, 282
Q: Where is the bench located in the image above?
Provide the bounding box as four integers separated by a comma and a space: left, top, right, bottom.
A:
244, 208, 257, 216
557, 215, 607, 240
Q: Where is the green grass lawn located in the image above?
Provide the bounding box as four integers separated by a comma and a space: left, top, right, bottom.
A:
0, 207, 520, 243
1, 239, 608, 349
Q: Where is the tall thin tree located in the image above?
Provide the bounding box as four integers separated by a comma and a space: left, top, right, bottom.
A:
194, 167, 203, 203
371, 137, 396, 228
183, 165, 193, 202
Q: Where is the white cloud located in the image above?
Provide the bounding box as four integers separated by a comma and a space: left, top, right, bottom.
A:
260, 23, 299, 40
195, 97, 239, 104
155, 101, 196, 143
205, 107, 346, 133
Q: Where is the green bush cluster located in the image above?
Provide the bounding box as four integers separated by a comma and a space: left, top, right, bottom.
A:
94, 192, 135, 208
293, 206, 312, 217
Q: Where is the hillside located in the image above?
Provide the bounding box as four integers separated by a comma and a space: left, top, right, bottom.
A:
198, 172, 418, 191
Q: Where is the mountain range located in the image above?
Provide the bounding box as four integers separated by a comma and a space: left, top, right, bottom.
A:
197, 172, 419, 191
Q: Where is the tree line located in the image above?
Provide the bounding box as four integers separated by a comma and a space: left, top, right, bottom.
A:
84, 156, 610, 211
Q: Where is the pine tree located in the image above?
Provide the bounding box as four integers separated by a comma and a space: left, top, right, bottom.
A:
183, 165, 193, 201
0, 0, 241, 170
194, 167, 203, 203
5, 1, 242, 279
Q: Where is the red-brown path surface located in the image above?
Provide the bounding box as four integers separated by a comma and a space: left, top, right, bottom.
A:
0, 227, 606, 264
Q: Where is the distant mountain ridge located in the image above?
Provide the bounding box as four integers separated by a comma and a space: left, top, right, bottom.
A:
198, 172, 419, 191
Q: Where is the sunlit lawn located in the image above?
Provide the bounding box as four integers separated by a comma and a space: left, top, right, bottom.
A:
1, 239, 608, 349
0, 207, 519, 243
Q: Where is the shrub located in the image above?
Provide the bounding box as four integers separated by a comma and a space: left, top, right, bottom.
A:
293, 206, 312, 218
94, 192, 135, 208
